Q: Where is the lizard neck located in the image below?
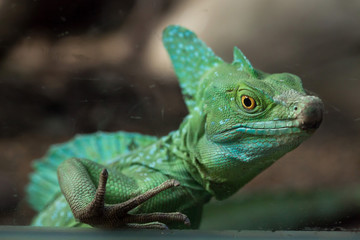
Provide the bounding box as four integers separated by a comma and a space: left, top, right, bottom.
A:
178, 114, 305, 200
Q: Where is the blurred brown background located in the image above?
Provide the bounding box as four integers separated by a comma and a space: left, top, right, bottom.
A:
0, 0, 359, 229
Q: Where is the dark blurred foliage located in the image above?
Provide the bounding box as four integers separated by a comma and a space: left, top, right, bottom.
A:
0, 0, 185, 226
0, 0, 180, 138
0, 0, 178, 61
0, 0, 132, 61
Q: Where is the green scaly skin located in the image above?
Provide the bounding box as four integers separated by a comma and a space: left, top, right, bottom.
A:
29, 25, 323, 229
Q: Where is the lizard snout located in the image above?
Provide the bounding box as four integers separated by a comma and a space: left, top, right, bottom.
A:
297, 97, 323, 131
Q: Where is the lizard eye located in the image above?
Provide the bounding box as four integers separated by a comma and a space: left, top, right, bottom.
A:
241, 95, 256, 110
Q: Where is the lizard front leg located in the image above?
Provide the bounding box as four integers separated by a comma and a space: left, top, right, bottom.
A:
57, 158, 190, 229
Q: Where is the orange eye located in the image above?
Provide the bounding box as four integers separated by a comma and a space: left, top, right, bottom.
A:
241, 95, 256, 110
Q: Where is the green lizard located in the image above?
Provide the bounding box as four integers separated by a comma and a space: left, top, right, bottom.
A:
27, 25, 323, 229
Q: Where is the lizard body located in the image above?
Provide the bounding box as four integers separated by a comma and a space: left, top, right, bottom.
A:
27, 25, 323, 229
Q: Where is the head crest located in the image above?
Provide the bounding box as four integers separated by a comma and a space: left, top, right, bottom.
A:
232, 47, 257, 78
163, 25, 224, 110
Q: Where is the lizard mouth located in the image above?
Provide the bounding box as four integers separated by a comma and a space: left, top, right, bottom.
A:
210, 120, 310, 143
211, 97, 323, 143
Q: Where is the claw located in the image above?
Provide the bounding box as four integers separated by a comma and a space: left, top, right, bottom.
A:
101, 169, 108, 178
171, 179, 180, 187
96, 169, 108, 202
184, 217, 191, 226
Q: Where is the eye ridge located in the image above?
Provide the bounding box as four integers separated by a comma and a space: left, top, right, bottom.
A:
241, 95, 256, 110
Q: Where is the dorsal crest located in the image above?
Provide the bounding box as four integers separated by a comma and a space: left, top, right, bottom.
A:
162, 25, 223, 110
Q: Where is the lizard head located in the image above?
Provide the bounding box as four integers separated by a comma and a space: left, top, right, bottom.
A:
163, 25, 323, 199
205, 60, 324, 149
197, 53, 323, 199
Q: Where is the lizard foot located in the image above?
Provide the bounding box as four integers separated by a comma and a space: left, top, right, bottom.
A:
72, 169, 190, 229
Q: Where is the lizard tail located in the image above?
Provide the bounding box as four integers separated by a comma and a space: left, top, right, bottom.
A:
26, 131, 157, 212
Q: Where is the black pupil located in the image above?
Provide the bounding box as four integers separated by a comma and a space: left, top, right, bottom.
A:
243, 97, 252, 107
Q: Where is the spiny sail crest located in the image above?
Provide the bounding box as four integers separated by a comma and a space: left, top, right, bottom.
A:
162, 25, 223, 110
163, 26, 258, 110
232, 47, 257, 78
